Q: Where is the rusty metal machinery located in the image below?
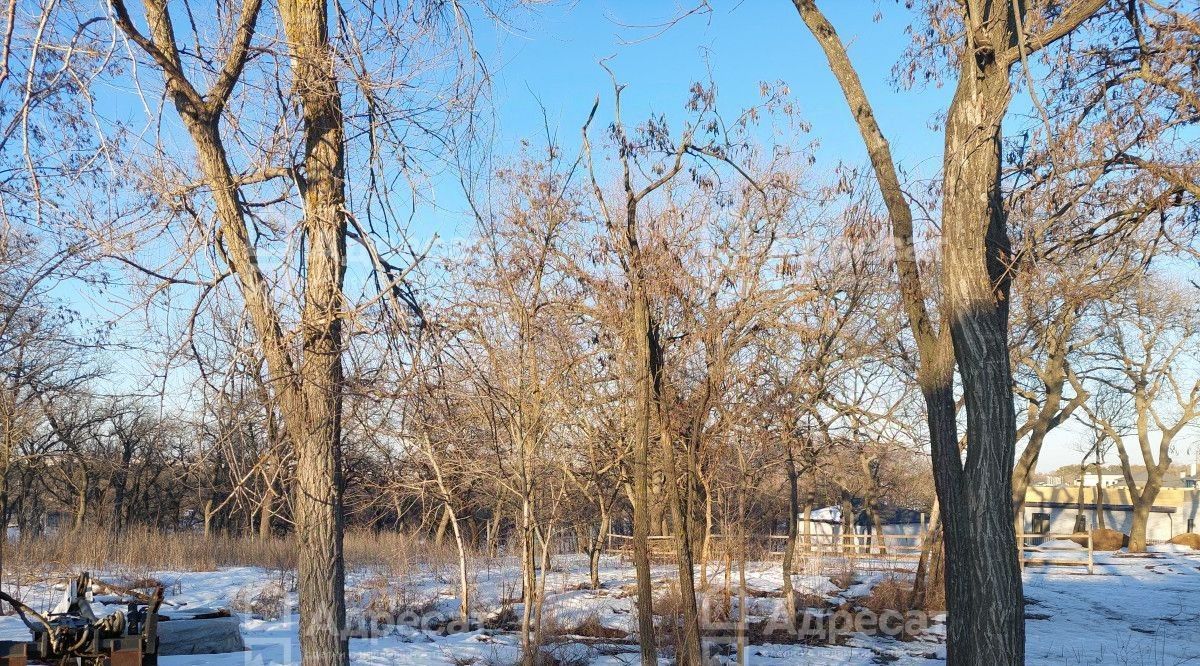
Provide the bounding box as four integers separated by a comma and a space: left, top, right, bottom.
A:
0, 573, 163, 666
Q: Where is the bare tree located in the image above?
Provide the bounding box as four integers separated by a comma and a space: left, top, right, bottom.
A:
1083, 278, 1200, 552
581, 83, 700, 664
792, 1, 1109, 661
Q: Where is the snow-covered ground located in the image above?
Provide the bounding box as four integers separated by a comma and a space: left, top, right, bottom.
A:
1, 545, 1196, 665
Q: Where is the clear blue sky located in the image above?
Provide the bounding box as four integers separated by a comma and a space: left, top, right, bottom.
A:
412, 1, 952, 241
492, 2, 946, 155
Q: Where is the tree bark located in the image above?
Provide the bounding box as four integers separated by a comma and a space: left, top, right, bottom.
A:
1074, 459, 1089, 532
589, 510, 609, 590
870, 507, 885, 555
258, 480, 275, 540
653, 373, 702, 664
938, 32, 1024, 662
277, 2, 350, 662
519, 494, 537, 663
627, 356, 656, 665
111, 438, 133, 533
781, 446, 799, 628
911, 504, 945, 611
72, 476, 88, 532
1128, 498, 1154, 553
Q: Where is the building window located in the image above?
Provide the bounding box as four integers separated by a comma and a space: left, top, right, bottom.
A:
1032, 513, 1051, 535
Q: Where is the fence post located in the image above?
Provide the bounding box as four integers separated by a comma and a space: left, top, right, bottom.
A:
1087, 533, 1094, 575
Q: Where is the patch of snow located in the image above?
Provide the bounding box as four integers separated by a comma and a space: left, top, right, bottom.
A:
1, 546, 1197, 664
810, 506, 842, 522
1147, 543, 1194, 553
1037, 539, 1085, 550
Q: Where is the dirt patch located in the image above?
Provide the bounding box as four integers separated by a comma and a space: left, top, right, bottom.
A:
1091, 528, 1128, 551
1167, 533, 1200, 549
792, 590, 833, 610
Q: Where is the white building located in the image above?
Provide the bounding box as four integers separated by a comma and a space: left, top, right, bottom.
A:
1023, 485, 1200, 542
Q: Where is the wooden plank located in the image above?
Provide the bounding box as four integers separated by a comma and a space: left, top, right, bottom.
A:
1016, 532, 1094, 574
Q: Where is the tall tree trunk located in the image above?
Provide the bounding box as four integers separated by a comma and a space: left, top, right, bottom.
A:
487, 502, 503, 558
781, 447, 799, 628
1126, 469, 1165, 553
0, 390, 15, 585
448, 505, 471, 625
1128, 499, 1152, 553
533, 525, 555, 659
700, 474, 714, 589
802, 496, 813, 551
111, 442, 133, 533
277, 1, 350, 662
72, 477, 88, 532
654, 394, 702, 664
910, 499, 942, 610
590, 510, 609, 590
787, 2, 1112, 660
203, 499, 214, 539
870, 507, 885, 555
435, 504, 452, 547
519, 494, 537, 664
1074, 464, 1089, 532
111, 1, 350, 662
628, 455, 656, 664
839, 495, 854, 554
0, 471, 7, 586
938, 34, 1023, 662
625, 196, 661, 665
259, 481, 275, 540
735, 487, 748, 666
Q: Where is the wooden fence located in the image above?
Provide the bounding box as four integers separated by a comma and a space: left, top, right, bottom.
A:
763, 535, 921, 559
606, 531, 1094, 575
1018, 532, 1094, 574
606, 532, 927, 570
606, 534, 677, 561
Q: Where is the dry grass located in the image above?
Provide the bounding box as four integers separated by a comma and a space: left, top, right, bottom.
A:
4, 528, 466, 579
916, 574, 945, 613
651, 579, 685, 650
349, 573, 440, 618
828, 562, 857, 591
857, 576, 914, 615
700, 586, 732, 625
541, 608, 626, 640
230, 579, 289, 620
790, 589, 832, 611
568, 612, 626, 639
